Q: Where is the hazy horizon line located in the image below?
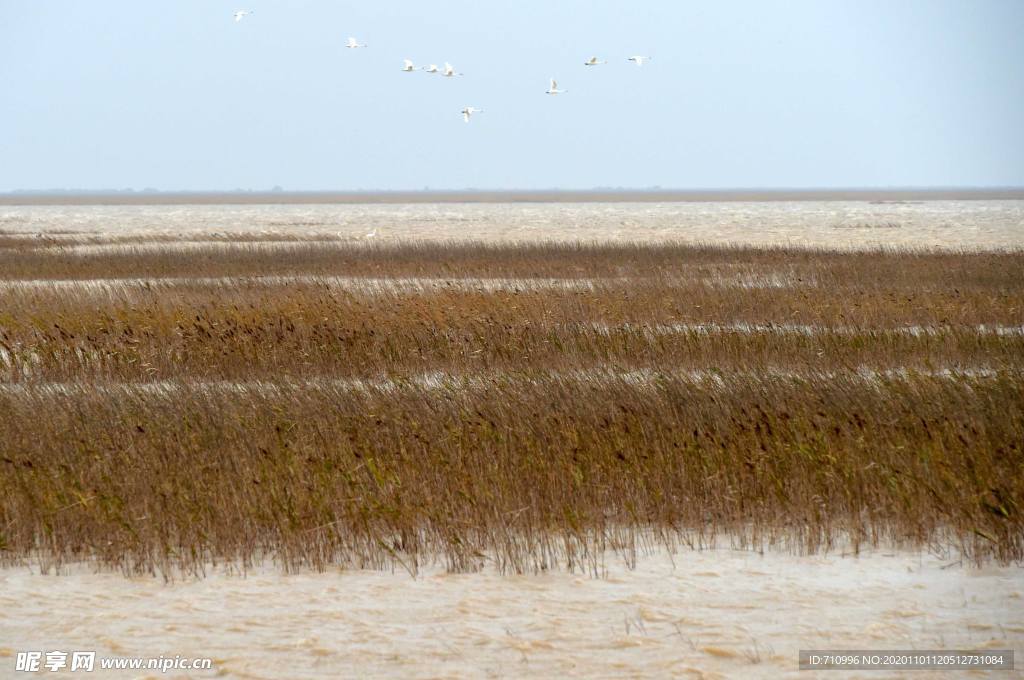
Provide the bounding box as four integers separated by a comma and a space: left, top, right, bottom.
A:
2, 186, 1023, 206
6, 185, 1024, 193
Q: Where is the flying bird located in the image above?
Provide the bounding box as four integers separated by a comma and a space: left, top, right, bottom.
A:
546, 78, 567, 95
424, 64, 440, 74
461, 107, 483, 123
442, 62, 463, 77
345, 37, 366, 49
233, 10, 252, 22
627, 56, 651, 66
584, 57, 607, 66
402, 59, 420, 72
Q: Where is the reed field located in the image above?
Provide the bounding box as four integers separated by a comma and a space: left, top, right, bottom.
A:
1, 235, 1022, 576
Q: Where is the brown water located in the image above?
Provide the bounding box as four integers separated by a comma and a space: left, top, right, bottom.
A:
2, 200, 1022, 248
2, 547, 1021, 679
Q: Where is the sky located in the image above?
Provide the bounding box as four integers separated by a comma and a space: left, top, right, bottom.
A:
1, 0, 1023, 191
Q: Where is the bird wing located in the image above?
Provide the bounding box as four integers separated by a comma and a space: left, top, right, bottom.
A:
550, 79, 557, 90
404, 59, 414, 68
463, 111, 471, 123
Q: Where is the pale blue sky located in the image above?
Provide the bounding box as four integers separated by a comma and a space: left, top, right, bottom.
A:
1, 0, 1022, 191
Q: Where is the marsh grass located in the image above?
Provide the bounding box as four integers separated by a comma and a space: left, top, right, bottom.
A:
2, 237, 1022, 284
0, 240, 1021, 575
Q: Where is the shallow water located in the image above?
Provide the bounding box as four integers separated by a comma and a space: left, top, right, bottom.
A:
1, 548, 1020, 679
0, 367, 1012, 399
2, 200, 1022, 248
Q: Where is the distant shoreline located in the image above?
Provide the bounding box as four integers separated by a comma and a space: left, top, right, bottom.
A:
2, 188, 1023, 206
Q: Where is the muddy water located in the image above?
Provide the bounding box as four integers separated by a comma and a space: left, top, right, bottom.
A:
1, 548, 1020, 679
2, 200, 1023, 248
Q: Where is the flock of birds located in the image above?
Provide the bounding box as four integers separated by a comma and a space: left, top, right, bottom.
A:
232, 9, 651, 124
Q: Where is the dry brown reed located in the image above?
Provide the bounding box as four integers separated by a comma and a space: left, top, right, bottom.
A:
0, 240, 1021, 575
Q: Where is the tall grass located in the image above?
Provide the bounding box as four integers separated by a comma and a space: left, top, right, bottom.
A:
0, 240, 1021, 575
2, 374, 1021, 575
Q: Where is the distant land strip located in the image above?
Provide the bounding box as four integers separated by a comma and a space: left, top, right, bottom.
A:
2, 188, 1023, 206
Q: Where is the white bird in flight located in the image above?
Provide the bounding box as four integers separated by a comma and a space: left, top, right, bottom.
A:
365, 228, 379, 239
424, 64, 440, 74
461, 107, 483, 123
584, 56, 607, 66
442, 62, 463, 77
402, 59, 421, 72
546, 78, 567, 95
627, 56, 651, 66
233, 10, 252, 22
346, 37, 366, 49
